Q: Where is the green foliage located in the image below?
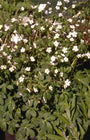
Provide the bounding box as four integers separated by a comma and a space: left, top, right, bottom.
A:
0, 0, 90, 140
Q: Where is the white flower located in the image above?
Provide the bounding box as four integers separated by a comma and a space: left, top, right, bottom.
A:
20, 47, 25, 53
60, 72, 63, 77
31, 24, 35, 29
45, 10, 48, 15
81, 39, 84, 44
57, 1, 62, 6
33, 42, 36, 48
45, 68, 50, 74
33, 87, 38, 93
58, 13, 63, 17
23, 39, 28, 43
53, 41, 59, 47
51, 56, 56, 62
21, 6, 24, 11
0, 65, 7, 70
0, 44, 6, 51
40, 26, 45, 31
66, 34, 71, 38
29, 19, 34, 25
55, 6, 60, 10
14, 45, 18, 49
9, 65, 16, 72
11, 34, 19, 44
54, 69, 58, 74
3, 52, 7, 56
85, 52, 90, 59
54, 33, 60, 39
57, 24, 62, 29
64, 57, 68, 62
4, 25, 10, 31
70, 25, 75, 29
77, 54, 82, 58
7, 55, 12, 60
62, 47, 68, 53
72, 46, 79, 52
64, 79, 71, 88
11, 18, 17, 23
70, 37, 74, 42
64, 7, 67, 10
25, 67, 31, 71
0, 25, 3, 30
30, 56, 35, 62
38, 4, 46, 12
26, 88, 31, 93
61, 53, 65, 57
67, 18, 72, 22
64, 0, 70, 3
72, 31, 77, 37
19, 75, 25, 83
46, 47, 52, 53
72, 4, 75, 8
49, 85, 53, 91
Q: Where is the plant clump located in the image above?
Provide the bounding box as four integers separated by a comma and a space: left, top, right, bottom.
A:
0, 0, 90, 140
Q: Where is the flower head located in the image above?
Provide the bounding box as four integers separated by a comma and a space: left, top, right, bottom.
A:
46, 47, 52, 53
72, 46, 79, 52
38, 4, 46, 12
45, 68, 50, 74
30, 56, 35, 62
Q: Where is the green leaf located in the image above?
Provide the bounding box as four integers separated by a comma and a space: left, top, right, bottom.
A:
54, 113, 70, 126
26, 110, 31, 119
28, 129, 35, 138
46, 121, 52, 133
80, 99, 87, 119
30, 110, 37, 117
7, 85, 13, 90
46, 134, 65, 140
53, 124, 63, 137
78, 124, 85, 140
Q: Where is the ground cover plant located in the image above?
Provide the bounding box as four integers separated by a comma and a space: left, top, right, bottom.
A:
0, 0, 90, 140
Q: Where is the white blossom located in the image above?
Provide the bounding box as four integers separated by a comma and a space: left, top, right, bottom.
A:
4, 25, 10, 31
21, 6, 25, 11
62, 47, 68, 53
0, 65, 7, 70
60, 72, 63, 77
72, 4, 76, 8
53, 41, 59, 47
64, 57, 69, 62
30, 56, 35, 62
20, 47, 25, 53
0, 25, 3, 30
45, 68, 50, 74
11, 34, 20, 44
57, 1, 62, 6
25, 67, 31, 71
38, 4, 46, 12
54, 69, 58, 74
46, 47, 52, 53
49, 85, 53, 91
64, 79, 71, 89
85, 52, 90, 59
9, 65, 16, 72
55, 6, 60, 10
19, 75, 25, 83
51, 56, 56, 62
72, 46, 79, 52
33, 87, 38, 93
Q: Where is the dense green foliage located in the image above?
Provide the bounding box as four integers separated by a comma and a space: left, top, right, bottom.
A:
0, 0, 90, 140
